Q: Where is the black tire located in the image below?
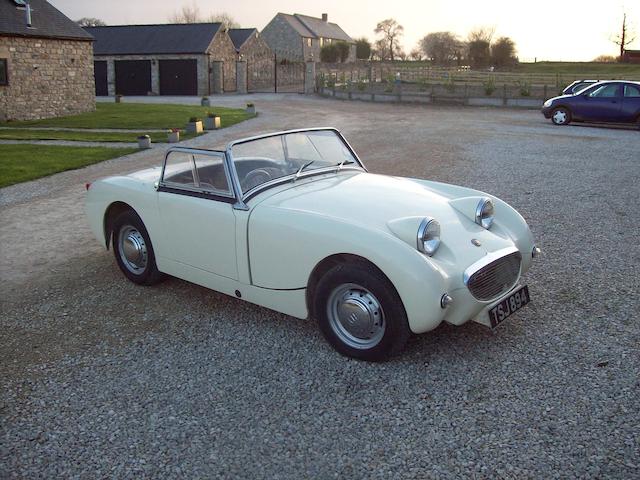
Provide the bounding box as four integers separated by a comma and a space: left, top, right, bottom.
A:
551, 107, 571, 126
112, 210, 163, 285
313, 262, 410, 361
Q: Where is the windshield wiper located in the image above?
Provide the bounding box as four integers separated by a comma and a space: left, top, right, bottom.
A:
336, 159, 355, 171
294, 160, 315, 181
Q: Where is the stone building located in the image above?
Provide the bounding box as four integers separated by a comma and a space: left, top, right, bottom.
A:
261, 13, 355, 63
228, 28, 273, 63
85, 23, 238, 96
622, 49, 640, 64
0, 0, 95, 121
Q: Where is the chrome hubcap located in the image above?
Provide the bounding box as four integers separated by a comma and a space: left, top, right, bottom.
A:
327, 283, 385, 349
118, 226, 148, 274
553, 110, 566, 124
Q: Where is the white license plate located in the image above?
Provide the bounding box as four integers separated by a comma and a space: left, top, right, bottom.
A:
488, 285, 530, 328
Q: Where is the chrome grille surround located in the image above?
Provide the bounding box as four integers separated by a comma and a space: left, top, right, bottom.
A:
464, 247, 522, 301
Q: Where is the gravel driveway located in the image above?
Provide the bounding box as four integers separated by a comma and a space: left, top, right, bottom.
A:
1, 95, 639, 478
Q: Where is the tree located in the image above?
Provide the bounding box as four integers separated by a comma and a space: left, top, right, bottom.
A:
467, 27, 494, 68
593, 54, 617, 63
612, 12, 636, 61
76, 17, 106, 27
169, 1, 239, 29
355, 38, 372, 60
419, 32, 460, 65
409, 47, 423, 61
374, 18, 404, 61
335, 41, 350, 62
491, 36, 517, 68
320, 44, 339, 63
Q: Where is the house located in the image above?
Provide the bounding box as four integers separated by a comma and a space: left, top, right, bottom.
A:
84, 23, 237, 96
0, 0, 95, 121
261, 13, 355, 63
622, 49, 640, 64
228, 28, 273, 63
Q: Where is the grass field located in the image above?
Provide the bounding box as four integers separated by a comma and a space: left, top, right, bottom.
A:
0, 144, 139, 188
0, 129, 199, 143
0, 103, 253, 129
513, 62, 640, 75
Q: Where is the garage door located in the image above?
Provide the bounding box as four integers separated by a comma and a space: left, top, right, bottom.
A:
114, 60, 151, 96
159, 59, 198, 95
94, 61, 108, 96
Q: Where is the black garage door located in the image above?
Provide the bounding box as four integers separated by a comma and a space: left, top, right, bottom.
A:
159, 59, 198, 95
114, 60, 151, 95
94, 61, 108, 96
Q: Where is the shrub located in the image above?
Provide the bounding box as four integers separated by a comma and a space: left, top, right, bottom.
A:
207, 112, 217, 118
384, 74, 395, 92
188, 117, 201, 123
320, 44, 339, 63
444, 75, 456, 93
417, 77, 429, 92
483, 77, 496, 96
516, 80, 531, 97
356, 79, 367, 91
335, 41, 350, 62
326, 76, 336, 88
246, 103, 254, 107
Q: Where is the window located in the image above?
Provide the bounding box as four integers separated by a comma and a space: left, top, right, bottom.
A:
588, 84, 620, 98
320, 38, 324, 47
306, 38, 312, 47
624, 84, 640, 97
161, 150, 232, 196
0, 59, 7, 86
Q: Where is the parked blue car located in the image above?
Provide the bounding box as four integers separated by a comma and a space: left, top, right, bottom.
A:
542, 81, 640, 128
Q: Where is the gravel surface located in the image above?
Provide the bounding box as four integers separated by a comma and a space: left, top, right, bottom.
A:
1, 95, 639, 478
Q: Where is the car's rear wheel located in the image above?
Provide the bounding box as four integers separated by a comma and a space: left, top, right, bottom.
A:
551, 107, 571, 125
313, 262, 410, 361
112, 210, 163, 285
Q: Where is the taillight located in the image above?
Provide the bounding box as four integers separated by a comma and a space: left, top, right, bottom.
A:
85, 182, 92, 191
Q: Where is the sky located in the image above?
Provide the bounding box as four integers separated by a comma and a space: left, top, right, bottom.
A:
49, 0, 639, 62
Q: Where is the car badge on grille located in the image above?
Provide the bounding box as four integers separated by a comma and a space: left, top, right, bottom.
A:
471, 239, 482, 247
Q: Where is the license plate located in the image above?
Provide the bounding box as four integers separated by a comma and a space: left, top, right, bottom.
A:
488, 285, 530, 328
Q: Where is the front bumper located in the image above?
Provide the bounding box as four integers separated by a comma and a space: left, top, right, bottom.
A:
541, 106, 553, 118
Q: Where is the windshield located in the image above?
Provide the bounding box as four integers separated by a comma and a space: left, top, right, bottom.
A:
230, 130, 359, 193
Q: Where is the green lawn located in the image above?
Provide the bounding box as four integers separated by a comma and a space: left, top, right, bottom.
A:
513, 62, 640, 75
0, 144, 139, 188
0, 128, 199, 143
0, 103, 253, 129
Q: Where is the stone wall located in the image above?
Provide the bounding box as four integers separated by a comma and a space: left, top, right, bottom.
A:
238, 32, 273, 63
261, 15, 303, 62
207, 30, 237, 93
0, 35, 95, 121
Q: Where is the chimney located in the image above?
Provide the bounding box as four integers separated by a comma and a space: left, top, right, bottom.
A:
25, 2, 32, 27
321, 13, 328, 22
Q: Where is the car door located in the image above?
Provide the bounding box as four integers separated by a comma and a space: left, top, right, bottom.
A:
620, 83, 640, 122
583, 83, 622, 122
157, 148, 239, 280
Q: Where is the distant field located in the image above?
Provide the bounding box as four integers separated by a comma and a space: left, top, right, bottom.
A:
513, 62, 640, 76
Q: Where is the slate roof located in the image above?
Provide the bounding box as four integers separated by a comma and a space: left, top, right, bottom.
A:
228, 28, 256, 51
0, 0, 93, 41
85, 23, 223, 55
278, 13, 353, 43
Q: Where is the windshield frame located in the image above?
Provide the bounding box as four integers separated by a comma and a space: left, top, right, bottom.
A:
225, 127, 367, 208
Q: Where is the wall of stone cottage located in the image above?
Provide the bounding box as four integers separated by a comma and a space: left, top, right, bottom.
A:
207, 30, 237, 93
0, 36, 95, 121
261, 15, 304, 62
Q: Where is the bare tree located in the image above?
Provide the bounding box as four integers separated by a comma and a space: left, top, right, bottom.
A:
420, 32, 460, 65
468, 26, 495, 44
612, 12, 636, 61
169, 2, 201, 23
374, 18, 404, 62
76, 17, 106, 27
206, 12, 240, 30
409, 47, 423, 61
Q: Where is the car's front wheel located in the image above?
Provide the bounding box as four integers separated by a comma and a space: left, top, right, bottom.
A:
551, 107, 571, 126
112, 210, 163, 285
314, 262, 410, 361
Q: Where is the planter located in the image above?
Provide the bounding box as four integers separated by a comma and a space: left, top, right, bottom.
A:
201, 98, 210, 107
137, 135, 151, 149
115, 95, 123, 103
186, 121, 203, 134
167, 131, 180, 143
246, 105, 256, 115
204, 116, 221, 130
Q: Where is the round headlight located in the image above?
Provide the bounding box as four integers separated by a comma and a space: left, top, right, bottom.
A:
417, 218, 441, 256
475, 198, 494, 229
544, 99, 553, 108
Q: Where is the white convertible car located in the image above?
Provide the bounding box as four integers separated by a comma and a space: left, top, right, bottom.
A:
86, 128, 539, 361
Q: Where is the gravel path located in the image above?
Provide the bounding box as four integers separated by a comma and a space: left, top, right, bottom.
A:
1, 95, 639, 478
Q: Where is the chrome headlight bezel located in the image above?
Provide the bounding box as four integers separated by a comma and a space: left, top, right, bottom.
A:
475, 198, 494, 229
417, 218, 441, 256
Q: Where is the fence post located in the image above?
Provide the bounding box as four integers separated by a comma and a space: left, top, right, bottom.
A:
304, 61, 316, 94
502, 83, 507, 106
543, 84, 547, 99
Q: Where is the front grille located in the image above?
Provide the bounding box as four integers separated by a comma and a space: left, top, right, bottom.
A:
467, 251, 522, 301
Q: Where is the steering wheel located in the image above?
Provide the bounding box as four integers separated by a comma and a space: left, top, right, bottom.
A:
241, 168, 280, 191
